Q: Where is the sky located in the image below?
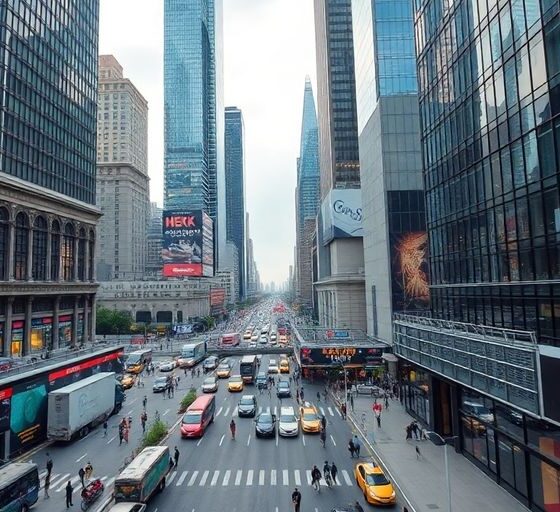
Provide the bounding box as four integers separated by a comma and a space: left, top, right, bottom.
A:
98, 0, 317, 287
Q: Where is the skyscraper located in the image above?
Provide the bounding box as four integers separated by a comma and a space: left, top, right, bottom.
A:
394, 1, 560, 507
224, 107, 246, 300
295, 78, 320, 307
352, 0, 425, 341
0, 0, 101, 356
163, 0, 225, 271
313, 0, 365, 329
96, 55, 149, 281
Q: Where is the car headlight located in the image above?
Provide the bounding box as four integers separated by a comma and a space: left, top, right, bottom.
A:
391, 491, 396, 497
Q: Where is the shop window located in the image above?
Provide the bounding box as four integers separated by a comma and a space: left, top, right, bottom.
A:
61, 223, 75, 281
526, 417, 560, 466
495, 403, 525, 442
498, 434, 529, 497
530, 454, 560, 512
50, 220, 60, 281
88, 230, 95, 281
77, 229, 86, 281
32, 216, 48, 281
487, 427, 498, 474
14, 212, 28, 280
0, 207, 8, 280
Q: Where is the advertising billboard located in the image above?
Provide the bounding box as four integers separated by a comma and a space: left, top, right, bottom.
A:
162, 210, 214, 277
299, 346, 384, 367
321, 189, 363, 245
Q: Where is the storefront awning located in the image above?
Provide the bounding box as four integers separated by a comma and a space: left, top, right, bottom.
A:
382, 353, 399, 363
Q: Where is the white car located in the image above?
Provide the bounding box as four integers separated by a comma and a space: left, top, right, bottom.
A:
279, 406, 299, 437
251, 334, 259, 341
259, 335, 268, 345
268, 363, 279, 374
159, 361, 176, 372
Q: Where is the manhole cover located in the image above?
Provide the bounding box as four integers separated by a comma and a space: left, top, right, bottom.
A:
426, 505, 440, 510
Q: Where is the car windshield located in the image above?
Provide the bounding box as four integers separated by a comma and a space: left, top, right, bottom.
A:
303, 411, 318, 421
183, 413, 202, 424
278, 382, 289, 388
203, 378, 215, 385
259, 414, 273, 424
257, 373, 266, 379
231, 376, 242, 382
155, 378, 167, 384
240, 398, 254, 406
367, 473, 390, 486
280, 414, 296, 423
218, 365, 229, 370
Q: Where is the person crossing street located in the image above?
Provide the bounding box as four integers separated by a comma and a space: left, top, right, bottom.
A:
311, 465, 321, 492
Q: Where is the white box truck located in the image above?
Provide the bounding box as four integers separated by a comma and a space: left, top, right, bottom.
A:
47, 372, 117, 441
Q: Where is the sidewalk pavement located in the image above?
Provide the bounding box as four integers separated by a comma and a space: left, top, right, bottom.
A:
338, 392, 528, 512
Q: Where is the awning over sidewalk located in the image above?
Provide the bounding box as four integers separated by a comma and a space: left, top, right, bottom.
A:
382, 353, 398, 363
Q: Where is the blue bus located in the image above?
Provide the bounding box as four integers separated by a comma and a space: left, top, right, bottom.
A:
0, 462, 39, 512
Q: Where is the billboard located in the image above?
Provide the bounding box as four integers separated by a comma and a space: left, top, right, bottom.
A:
321, 189, 363, 245
210, 288, 226, 306
162, 210, 214, 277
299, 346, 384, 367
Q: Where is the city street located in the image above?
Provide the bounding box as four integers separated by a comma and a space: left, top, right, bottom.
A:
24, 354, 405, 512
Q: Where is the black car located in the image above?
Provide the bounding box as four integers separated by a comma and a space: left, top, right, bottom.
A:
153, 376, 171, 393
203, 356, 219, 371
238, 395, 257, 418
255, 412, 277, 438
276, 381, 291, 398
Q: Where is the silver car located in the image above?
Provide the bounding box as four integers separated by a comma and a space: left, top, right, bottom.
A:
278, 406, 299, 437
201, 376, 218, 393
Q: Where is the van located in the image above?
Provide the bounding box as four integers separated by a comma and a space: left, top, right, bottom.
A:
180, 394, 216, 438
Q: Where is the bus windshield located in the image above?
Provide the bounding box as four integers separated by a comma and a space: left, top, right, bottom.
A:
181, 347, 195, 357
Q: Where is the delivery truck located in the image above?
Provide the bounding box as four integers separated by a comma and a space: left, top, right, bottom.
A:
47, 372, 124, 441
113, 446, 170, 503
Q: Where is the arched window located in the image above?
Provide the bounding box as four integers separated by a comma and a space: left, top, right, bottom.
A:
77, 228, 86, 281
14, 212, 29, 280
88, 229, 95, 281
0, 208, 9, 280
61, 223, 75, 281
50, 220, 60, 281
32, 216, 48, 280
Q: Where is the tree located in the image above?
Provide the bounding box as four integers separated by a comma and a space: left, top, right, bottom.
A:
96, 307, 133, 335
202, 316, 215, 330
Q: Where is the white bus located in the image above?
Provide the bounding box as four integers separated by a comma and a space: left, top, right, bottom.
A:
177, 340, 207, 368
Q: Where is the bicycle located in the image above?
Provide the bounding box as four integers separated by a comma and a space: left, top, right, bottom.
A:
325, 471, 333, 488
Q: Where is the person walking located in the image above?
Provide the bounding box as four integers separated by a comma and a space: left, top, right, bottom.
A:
174, 446, 180, 467
348, 438, 355, 458
103, 420, 108, 437
376, 413, 381, 428
291, 487, 302, 512
331, 462, 338, 484
65, 481, 73, 508
353, 435, 361, 457
405, 424, 412, 440
84, 462, 93, 481
341, 403, 347, 419
311, 465, 321, 492
78, 467, 85, 488
142, 395, 147, 409
44, 473, 51, 499
46, 453, 53, 477
350, 394, 354, 412
141, 411, 147, 433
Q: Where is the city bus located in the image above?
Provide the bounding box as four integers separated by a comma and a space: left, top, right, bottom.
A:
0, 462, 39, 512
177, 340, 207, 368
240, 355, 258, 383
221, 332, 241, 347
125, 349, 153, 374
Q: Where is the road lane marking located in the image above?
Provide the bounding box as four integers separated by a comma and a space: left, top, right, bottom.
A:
259, 470, 265, 485
246, 469, 253, 486
222, 470, 231, 486
199, 470, 209, 486
162, 409, 170, 416
282, 470, 289, 486
210, 470, 220, 486
302, 435, 306, 446
167, 471, 177, 484
320, 407, 325, 416
342, 470, 352, 486
216, 407, 223, 417
176, 471, 188, 486
127, 410, 133, 416
51, 474, 70, 490
336, 408, 342, 417
107, 435, 116, 444
247, 434, 251, 446
75, 453, 87, 463
305, 470, 312, 485
128, 398, 138, 405
219, 434, 225, 446
224, 407, 230, 416
275, 434, 279, 447
328, 407, 334, 416
187, 471, 199, 486
330, 434, 337, 446
235, 470, 242, 485
294, 470, 301, 486
271, 469, 277, 486
196, 438, 204, 446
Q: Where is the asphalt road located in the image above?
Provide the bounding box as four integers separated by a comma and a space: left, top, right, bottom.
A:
25, 353, 404, 512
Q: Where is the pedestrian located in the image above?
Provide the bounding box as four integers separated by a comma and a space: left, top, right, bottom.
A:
300, 388, 304, 401
103, 420, 108, 437
416, 445, 422, 459
174, 446, 180, 467
65, 481, 73, 508
350, 394, 354, 412
119, 425, 124, 445
142, 395, 147, 409
331, 462, 338, 484
78, 467, 85, 488
291, 487, 302, 512
412, 421, 419, 440
311, 465, 321, 492
348, 438, 355, 458
405, 424, 412, 440
84, 461, 93, 481
376, 413, 381, 428
341, 403, 347, 419
317, 391, 321, 402
44, 473, 50, 499
384, 395, 389, 409
46, 452, 53, 477
141, 412, 147, 433
353, 434, 361, 457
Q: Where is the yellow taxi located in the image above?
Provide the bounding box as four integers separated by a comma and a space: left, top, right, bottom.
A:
216, 363, 232, 378
228, 375, 244, 392
279, 359, 290, 374
121, 373, 136, 390
299, 403, 321, 433
354, 462, 396, 506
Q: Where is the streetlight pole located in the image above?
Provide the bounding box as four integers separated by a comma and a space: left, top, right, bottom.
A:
333, 358, 348, 412
426, 431, 453, 512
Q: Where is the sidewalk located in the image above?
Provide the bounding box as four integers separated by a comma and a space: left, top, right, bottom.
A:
340, 393, 527, 512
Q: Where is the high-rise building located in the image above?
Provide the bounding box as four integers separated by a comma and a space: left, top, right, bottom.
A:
224, 107, 246, 300
351, 0, 425, 343
295, 78, 320, 307
96, 55, 149, 281
394, 1, 560, 508
145, 203, 164, 278
0, 0, 101, 356
163, 0, 225, 272
313, 0, 365, 329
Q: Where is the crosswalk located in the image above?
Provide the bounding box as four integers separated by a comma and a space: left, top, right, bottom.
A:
41, 468, 353, 490
214, 405, 342, 418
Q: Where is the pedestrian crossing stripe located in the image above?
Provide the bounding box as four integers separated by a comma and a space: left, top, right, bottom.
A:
41, 469, 353, 489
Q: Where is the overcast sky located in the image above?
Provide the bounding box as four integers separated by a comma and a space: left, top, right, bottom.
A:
99, 0, 317, 287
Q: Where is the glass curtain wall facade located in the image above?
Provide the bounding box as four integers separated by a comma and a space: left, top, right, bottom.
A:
224, 107, 246, 300
417, 0, 560, 347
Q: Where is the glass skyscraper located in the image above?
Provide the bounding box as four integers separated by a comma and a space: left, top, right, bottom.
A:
0, 0, 101, 364
394, 1, 560, 509
224, 107, 246, 300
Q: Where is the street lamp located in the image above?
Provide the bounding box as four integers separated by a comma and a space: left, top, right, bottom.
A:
425, 431, 454, 512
